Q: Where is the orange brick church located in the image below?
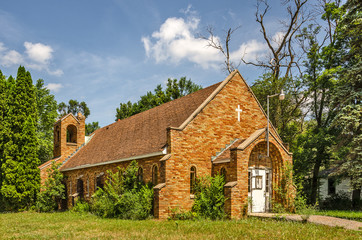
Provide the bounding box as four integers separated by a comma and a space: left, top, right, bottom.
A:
39, 70, 293, 219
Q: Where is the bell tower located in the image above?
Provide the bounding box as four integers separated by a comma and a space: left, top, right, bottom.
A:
53, 113, 85, 158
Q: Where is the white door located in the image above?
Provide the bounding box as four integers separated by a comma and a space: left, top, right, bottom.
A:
251, 169, 266, 213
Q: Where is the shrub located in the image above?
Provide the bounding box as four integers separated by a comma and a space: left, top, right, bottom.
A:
91, 160, 154, 220
168, 207, 198, 220
320, 192, 353, 210
72, 200, 90, 213
192, 174, 226, 220
35, 162, 65, 212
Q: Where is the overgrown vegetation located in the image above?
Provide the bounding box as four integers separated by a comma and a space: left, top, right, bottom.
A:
89, 160, 154, 220
35, 162, 65, 212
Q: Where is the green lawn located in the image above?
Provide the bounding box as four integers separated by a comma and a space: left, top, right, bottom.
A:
0, 212, 360, 240
312, 210, 362, 222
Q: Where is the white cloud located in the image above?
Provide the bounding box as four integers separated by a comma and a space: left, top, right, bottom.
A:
1, 50, 23, 67
45, 83, 63, 92
142, 16, 222, 69
272, 31, 285, 47
24, 42, 53, 64
0, 41, 62, 76
230, 39, 268, 63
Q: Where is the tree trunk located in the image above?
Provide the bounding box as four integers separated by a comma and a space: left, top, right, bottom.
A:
310, 157, 322, 205
352, 188, 361, 209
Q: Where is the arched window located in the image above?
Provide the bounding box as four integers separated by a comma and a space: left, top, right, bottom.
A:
138, 167, 143, 183
95, 173, 104, 190
190, 166, 196, 194
152, 165, 158, 185
77, 178, 84, 200
220, 167, 227, 182
66, 125, 77, 143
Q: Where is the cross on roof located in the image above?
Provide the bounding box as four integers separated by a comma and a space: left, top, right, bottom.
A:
236, 105, 243, 122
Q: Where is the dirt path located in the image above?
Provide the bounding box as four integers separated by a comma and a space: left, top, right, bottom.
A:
249, 213, 362, 231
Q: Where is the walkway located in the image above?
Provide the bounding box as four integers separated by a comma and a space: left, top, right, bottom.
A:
249, 213, 362, 231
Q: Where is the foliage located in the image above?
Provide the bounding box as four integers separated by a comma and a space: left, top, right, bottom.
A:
36, 162, 65, 212
85, 121, 100, 136
72, 200, 91, 213
91, 160, 153, 220
192, 174, 226, 220
168, 207, 198, 220
272, 163, 295, 213
115, 77, 202, 120
1, 66, 40, 211
58, 99, 90, 118
320, 192, 360, 211
35, 79, 58, 164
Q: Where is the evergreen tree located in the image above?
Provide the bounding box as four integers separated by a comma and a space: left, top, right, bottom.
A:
1, 66, 40, 210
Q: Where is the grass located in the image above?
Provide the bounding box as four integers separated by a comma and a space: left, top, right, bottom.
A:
312, 210, 362, 222
0, 212, 361, 239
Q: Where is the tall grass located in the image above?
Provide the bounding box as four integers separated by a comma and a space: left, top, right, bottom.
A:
0, 212, 360, 239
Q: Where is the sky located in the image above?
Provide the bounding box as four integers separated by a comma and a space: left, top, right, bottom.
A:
0, 0, 303, 127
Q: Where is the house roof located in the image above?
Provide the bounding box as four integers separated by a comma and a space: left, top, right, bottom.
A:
60, 82, 221, 171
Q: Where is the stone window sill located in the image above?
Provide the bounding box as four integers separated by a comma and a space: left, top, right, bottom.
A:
190, 194, 195, 199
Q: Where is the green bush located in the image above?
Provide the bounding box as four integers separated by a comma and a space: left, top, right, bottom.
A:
192, 174, 226, 220
320, 192, 355, 210
91, 160, 154, 220
35, 162, 65, 212
72, 200, 90, 213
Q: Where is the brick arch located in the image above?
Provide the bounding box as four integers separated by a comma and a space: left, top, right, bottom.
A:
248, 141, 283, 171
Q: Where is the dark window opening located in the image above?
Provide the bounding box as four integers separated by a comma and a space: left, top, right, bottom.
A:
55, 126, 60, 143
66, 125, 77, 143
328, 178, 336, 195
190, 166, 196, 194
152, 165, 158, 186
138, 167, 143, 183
77, 178, 84, 200
266, 172, 269, 193
220, 167, 227, 182
96, 175, 104, 190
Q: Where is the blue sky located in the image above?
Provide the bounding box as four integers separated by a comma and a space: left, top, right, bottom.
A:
0, 0, 305, 127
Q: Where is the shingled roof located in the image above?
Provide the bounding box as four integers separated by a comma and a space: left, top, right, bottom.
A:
61, 82, 221, 171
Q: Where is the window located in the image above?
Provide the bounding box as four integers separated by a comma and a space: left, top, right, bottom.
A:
255, 176, 263, 189
87, 177, 90, 196
77, 178, 84, 199
190, 166, 196, 194
96, 174, 104, 190
328, 178, 336, 195
152, 165, 158, 185
66, 125, 77, 143
266, 172, 269, 193
220, 167, 227, 182
138, 167, 143, 183
248, 171, 251, 192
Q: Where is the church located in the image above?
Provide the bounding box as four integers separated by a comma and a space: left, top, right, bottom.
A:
39, 70, 293, 219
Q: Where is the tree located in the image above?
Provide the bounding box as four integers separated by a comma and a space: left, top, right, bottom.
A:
36, 162, 65, 212
116, 77, 202, 120
85, 122, 100, 136
1, 66, 40, 211
329, 0, 362, 206
58, 99, 90, 118
35, 79, 58, 164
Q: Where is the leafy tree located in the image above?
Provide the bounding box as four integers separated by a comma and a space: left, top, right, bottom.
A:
36, 162, 65, 212
85, 122, 100, 136
329, 0, 362, 206
35, 79, 58, 164
58, 99, 90, 118
1, 66, 40, 211
116, 77, 202, 120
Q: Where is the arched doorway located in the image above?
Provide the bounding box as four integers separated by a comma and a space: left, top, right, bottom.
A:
248, 141, 282, 213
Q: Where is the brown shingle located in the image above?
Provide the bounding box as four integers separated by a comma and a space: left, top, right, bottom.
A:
61, 82, 221, 170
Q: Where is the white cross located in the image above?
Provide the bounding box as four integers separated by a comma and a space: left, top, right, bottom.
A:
235, 105, 243, 122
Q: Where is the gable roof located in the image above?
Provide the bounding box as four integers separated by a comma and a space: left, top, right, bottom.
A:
60, 82, 221, 171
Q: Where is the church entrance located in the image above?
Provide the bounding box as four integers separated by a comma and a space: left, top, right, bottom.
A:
249, 168, 271, 212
